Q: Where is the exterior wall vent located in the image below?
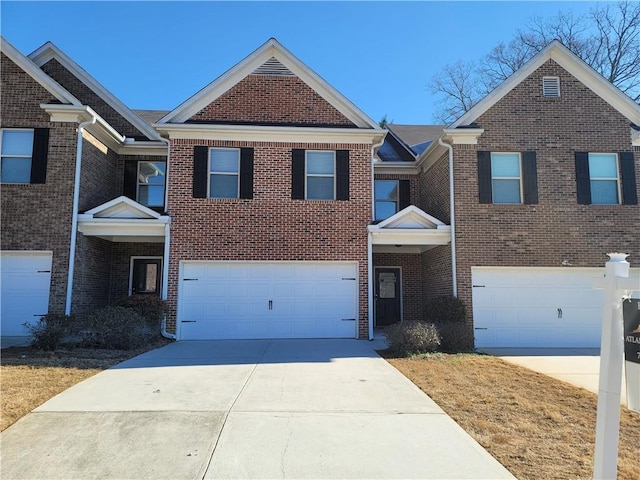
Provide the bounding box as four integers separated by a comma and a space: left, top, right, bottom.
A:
542, 76, 561, 97
252, 57, 295, 76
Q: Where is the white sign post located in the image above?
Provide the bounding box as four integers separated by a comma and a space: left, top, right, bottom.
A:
592, 253, 636, 480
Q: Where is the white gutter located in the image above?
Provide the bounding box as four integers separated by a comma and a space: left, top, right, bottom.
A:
438, 137, 458, 297
65, 116, 97, 315
157, 135, 175, 340
369, 134, 386, 340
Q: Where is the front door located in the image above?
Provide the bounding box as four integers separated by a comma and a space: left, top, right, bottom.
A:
131, 258, 162, 295
375, 268, 401, 327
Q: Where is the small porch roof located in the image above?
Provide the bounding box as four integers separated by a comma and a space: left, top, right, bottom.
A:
78, 196, 169, 243
368, 206, 450, 253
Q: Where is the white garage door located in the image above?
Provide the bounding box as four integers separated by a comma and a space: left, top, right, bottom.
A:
1, 251, 52, 336
178, 261, 358, 340
473, 267, 609, 348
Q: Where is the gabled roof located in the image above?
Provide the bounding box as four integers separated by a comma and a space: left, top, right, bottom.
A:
377, 129, 416, 162
158, 38, 380, 129
451, 40, 640, 128
28, 41, 161, 141
82, 196, 162, 219
375, 206, 448, 230
388, 124, 445, 149
0, 36, 80, 106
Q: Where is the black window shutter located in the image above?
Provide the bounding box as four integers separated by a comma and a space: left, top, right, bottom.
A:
619, 152, 638, 205
336, 150, 349, 201
477, 151, 492, 204
193, 146, 209, 198
398, 180, 410, 210
291, 149, 305, 199
239, 147, 254, 199
30, 128, 49, 184
123, 161, 138, 200
575, 152, 591, 205
522, 151, 538, 204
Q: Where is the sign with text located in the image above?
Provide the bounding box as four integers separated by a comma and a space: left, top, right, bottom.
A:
623, 298, 640, 413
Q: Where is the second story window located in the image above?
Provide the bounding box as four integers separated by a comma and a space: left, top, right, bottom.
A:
137, 161, 165, 207
306, 151, 335, 200
575, 151, 636, 206
209, 148, 240, 199
491, 153, 522, 204
375, 180, 399, 220
1, 129, 34, 184
588, 153, 619, 204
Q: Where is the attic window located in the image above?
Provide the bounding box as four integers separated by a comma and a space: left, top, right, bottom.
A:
252, 57, 294, 76
542, 77, 560, 97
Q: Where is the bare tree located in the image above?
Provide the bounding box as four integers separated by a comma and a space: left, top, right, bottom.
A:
430, 1, 640, 124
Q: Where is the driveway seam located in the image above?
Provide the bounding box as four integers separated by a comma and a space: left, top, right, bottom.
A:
199, 340, 272, 480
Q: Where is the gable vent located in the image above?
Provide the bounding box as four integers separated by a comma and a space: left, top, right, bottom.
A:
252, 57, 295, 76
542, 76, 561, 97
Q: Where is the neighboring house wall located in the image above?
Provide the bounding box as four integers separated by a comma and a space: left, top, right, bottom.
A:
166, 138, 372, 337
78, 130, 119, 211
452, 59, 640, 337
189, 75, 356, 127
40, 58, 144, 138
108, 242, 165, 303
373, 253, 423, 323
0, 53, 77, 314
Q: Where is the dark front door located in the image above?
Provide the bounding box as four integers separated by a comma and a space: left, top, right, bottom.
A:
131, 258, 161, 295
375, 268, 401, 327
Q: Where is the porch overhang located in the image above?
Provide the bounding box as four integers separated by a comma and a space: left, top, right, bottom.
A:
368, 206, 451, 254
77, 196, 170, 243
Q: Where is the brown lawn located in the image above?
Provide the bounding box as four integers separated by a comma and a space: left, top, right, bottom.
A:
387, 353, 640, 480
1, 341, 169, 431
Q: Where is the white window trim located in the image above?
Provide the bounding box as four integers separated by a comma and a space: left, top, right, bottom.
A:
588, 152, 621, 205
374, 179, 399, 220
129, 256, 163, 296
136, 161, 166, 208
491, 152, 523, 204
208, 147, 240, 199
305, 150, 336, 200
0, 128, 34, 184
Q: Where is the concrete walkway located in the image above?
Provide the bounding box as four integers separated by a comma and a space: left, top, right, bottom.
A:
482, 348, 628, 406
1, 339, 514, 479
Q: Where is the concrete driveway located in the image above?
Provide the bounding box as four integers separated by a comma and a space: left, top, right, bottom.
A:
1, 339, 514, 479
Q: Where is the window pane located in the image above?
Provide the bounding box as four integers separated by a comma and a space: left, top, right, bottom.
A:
1, 157, 31, 183
588, 154, 617, 178
307, 151, 334, 174
491, 153, 520, 177
138, 162, 165, 185
210, 149, 239, 173
375, 180, 398, 201
2, 131, 33, 156
139, 185, 164, 207
492, 179, 521, 203
210, 174, 238, 198
590, 180, 618, 204
375, 201, 397, 220
307, 176, 334, 199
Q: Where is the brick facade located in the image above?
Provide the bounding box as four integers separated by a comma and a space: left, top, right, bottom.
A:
166, 138, 372, 337
189, 75, 356, 127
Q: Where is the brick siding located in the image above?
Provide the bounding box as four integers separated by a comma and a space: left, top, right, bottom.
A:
78, 131, 119, 211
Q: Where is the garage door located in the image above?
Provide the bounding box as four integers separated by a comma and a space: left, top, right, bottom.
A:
473, 267, 609, 348
1, 251, 52, 336
178, 261, 358, 340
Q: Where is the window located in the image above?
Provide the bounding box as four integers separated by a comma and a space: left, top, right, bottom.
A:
375, 180, 399, 220
1, 129, 34, 184
306, 151, 335, 200
491, 153, 522, 204
209, 148, 240, 198
137, 161, 165, 207
588, 153, 620, 204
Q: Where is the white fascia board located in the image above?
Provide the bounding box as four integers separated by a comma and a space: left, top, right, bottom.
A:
443, 128, 484, 144
1, 36, 81, 106
373, 162, 420, 175
77, 219, 168, 239
415, 134, 447, 172
368, 227, 451, 246
117, 141, 168, 156
28, 42, 162, 141
41, 104, 125, 148
154, 123, 386, 145
159, 38, 379, 129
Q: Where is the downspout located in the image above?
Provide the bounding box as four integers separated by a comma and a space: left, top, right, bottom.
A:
158, 136, 176, 340
65, 116, 96, 315
369, 134, 386, 340
437, 137, 458, 297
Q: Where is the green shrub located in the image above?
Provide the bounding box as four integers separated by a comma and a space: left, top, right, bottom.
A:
81, 306, 154, 350
115, 295, 168, 327
423, 296, 467, 324
24, 314, 74, 351
435, 322, 474, 353
385, 321, 441, 357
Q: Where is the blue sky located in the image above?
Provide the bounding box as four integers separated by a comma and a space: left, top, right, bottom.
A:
2, 1, 599, 124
